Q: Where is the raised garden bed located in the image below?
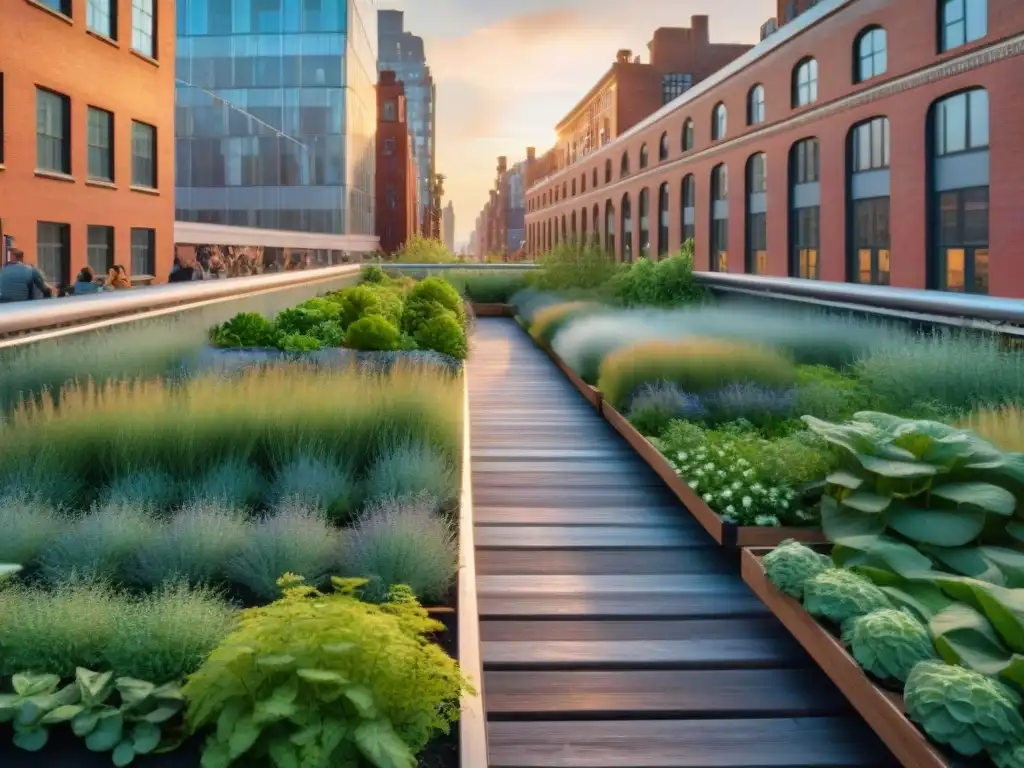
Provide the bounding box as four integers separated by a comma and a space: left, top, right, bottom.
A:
536, 340, 601, 411
741, 547, 949, 768
469, 303, 512, 317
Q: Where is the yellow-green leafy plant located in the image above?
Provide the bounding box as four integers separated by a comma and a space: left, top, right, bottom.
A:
905, 659, 1024, 758
598, 338, 797, 409
802, 568, 891, 626
841, 608, 937, 683
762, 539, 831, 599
183, 575, 471, 768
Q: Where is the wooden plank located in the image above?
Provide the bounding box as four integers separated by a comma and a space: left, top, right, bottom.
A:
471, 448, 629, 460
472, 506, 688, 527
484, 668, 849, 717
476, 573, 753, 596
479, 618, 792, 643
474, 486, 677, 508
486, 718, 899, 767
476, 548, 727, 576
472, 473, 668, 489
474, 525, 702, 549
472, 460, 653, 474
478, 592, 769, 619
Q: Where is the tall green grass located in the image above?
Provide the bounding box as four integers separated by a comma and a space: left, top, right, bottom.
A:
441, 270, 531, 303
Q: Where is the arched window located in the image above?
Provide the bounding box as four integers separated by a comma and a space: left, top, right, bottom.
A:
712, 103, 727, 140
604, 159, 612, 183
639, 188, 650, 258
659, 132, 669, 162
561, 214, 567, 242
855, 27, 888, 83
620, 151, 630, 178
940, 0, 987, 52
793, 58, 818, 107
639, 144, 649, 170
680, 175, 695, 246
581, 207, 588, 241
604, 200, 615, 256
746, 153, 768, 274
581, 173, 587, 193
593, 168, 598, 188
571, 178, 576, 197
682, 118, 695, 151
571, 210, 577, 241
930, 89, 989, 292
621, 193, 633, 262
848, 117, 892, 285
593, 204, 600, 247
546, 219, 552, 250
710, 164, 728, 272
562, 182, 567, 199
658, 183, 670, 257
789, 137, 821, 279
748, 85, 766, 125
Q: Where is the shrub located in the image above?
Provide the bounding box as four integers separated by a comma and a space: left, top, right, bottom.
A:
225, 502, 340, 601
131, 501, 250, 588
598, 338, 797, 409
794, 365, 871, 422
270, 449, 358, 521
0, 580, 235, 681
842, 608, 936, 683
38, 503, 156, 585
530, 301, 601, 346
99, 468, 182, 510
532, 242, 619, 291
762, 539, 831, 600
208, 312, 278, 349
403, 278, 465, 335
802, 569, 892, 626
361, 264, 387, 284
275, 306, 333, 337
0, 490, 69, 564
313, 320, 346, 347
363, 439, 457, 507
277, 332, 322, 353
345, 315, 402, 351
610, 250, 705, 308
393, 233, 458, 263
183, 576, 470, 767
188, 456, 265, 508
341, 497, 457, 604
448, 271, 529, 303
413, 311, 468, 360
336, 285, 387, 327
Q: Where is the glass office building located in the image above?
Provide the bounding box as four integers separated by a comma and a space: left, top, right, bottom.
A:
378, 10, 434, 230
174, 0, 377, 236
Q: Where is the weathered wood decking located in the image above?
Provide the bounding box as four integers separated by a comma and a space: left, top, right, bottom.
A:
467, 318, 897, 768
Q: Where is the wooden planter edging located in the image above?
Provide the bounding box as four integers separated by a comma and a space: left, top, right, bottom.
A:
741, 548, 949, 768
601, 401, 826, 548
470, 303, 513, 317
457, 375, 489, 768
537, 341, 602, 411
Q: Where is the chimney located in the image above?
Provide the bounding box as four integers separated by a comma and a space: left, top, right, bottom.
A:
691, 15, 709, 44
616, 49, 632, 64
526, 146, 536, 160
498, 156, 507, 172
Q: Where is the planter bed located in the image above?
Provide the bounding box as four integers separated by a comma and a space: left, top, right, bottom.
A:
741, 548, 950, 768
469, 303, 513, 317
535, 339, 601, 410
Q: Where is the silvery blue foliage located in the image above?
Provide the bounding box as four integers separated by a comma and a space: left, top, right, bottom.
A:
627, 381, 707, 421
704, 383, 797, 423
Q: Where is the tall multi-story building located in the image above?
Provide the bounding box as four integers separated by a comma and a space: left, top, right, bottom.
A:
378, 10, 436, 236
441, 202, 455, 253
173, 0, 379, 259
0, 0, 174, 287
375, 71, 419, 255
506, 162, 526, 256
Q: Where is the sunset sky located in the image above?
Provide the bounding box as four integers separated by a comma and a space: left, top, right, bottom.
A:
382, 0, 775, 246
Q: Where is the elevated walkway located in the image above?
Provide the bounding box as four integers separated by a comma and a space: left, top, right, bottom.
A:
467, 318, 897, 767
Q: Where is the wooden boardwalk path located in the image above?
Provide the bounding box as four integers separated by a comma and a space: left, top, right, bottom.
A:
467, 318, 897, 768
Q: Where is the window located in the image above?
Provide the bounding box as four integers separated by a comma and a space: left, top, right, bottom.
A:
562, 182, 567, 199
793, 206, 821, 280
581, 174, 586, 193
639, 144, 649, 170
748, 84, 766, 125
792, 137, 820, 183
132, 0, 156, 59
936, 188, 989, 292
621, 193, 633, 262
662, 73, 693, 104
87, 225, 114, 274
38, 0, 71, 15
790, 138, 821, 279
383, 137, 395, 155
852, 198, 891, 285
605, 201, 615, 256
940, 0, 987, 52
710, 164, 728, 272
620, 151, 630, 178
36, 222, 70, 287
793, 58, 818, 107
681, 174, 695, 245
658, 132, 669, 162
639, 188, 650, 258
36, 88, 71, 174
581, 208, 587, 240
382, 100, 397, 121
571, 211, 577, 240
87, 107, 114, 182
712, 103, 727, 141
592, 168, 598, 188
87, 0, 116, 38
682, 118, 694, 151
131, 120, 156, 188
592, 204, 600, 246
746, 153, 768, 275
935, 89, 989, 155
658, 183, 670, 257
856, 27, 887, 82
852, 117, 891, 171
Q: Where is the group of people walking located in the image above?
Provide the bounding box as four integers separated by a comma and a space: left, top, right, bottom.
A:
0, 248, 131, 303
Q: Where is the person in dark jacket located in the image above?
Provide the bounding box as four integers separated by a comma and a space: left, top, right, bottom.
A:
168, 256, 195, 283
73, 266, 103, 295
0, 249, 53, 302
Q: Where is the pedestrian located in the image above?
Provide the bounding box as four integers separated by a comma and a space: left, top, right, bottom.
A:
0, 248, 53, 303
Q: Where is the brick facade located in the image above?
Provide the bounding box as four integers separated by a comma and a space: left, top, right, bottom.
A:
525, 0, 1024, 298
0, 0, 175, 286
375, 71, 419, 255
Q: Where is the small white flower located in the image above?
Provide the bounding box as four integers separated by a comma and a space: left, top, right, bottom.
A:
721, 489, 733, 500
726, 505, 736, 514
690, 479, 700, 490
717, 470, 726, 478
703, 493, 714, 503
742, 496, 753, 508
677, 451, 689, 461
717, 449, 726, 458
743, 468, 755, 479
704, 462, 715, 471
731, 481, 742, 491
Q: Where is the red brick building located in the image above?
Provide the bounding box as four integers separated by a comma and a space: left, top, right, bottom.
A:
0, 0, 175, 287
375, 71, 419, 255
526, 0, 1024, 298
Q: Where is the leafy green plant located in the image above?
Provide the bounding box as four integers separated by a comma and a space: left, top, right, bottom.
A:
402, 277, 465, 335
277, 333, 322, 353
842, 608, 937, 683
336, 286, 387, 327
609, 249, 705, 307
802, 568, 892, 626
361, 264, 387, 284
531, 241, 619, 291
762, 539, 831, 599
209, 313, 279, 349
0, 671, 83, 751
345, 315, 402, 351
392, 234, 458, 263
274, 306, 333, 337
805, 412, 1024, 586
905, 659, 1024, 757
445, 271, 528, 303
183, 575, 471, 768
598, 338, 797, 409
413, 312, 467, 359
313, 321, 346, 347
109, 676, 186, 765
